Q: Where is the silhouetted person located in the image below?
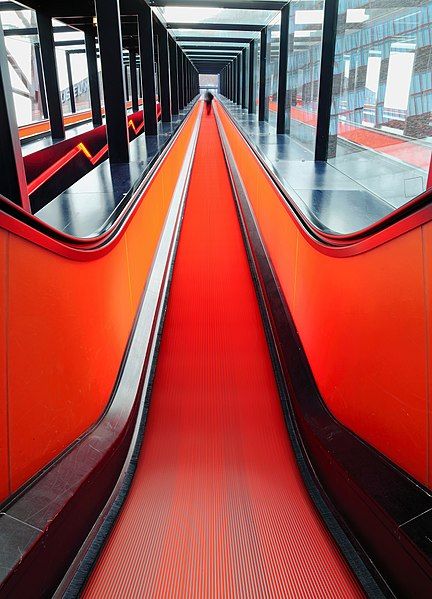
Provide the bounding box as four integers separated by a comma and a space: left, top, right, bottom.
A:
204, 91, 214, 115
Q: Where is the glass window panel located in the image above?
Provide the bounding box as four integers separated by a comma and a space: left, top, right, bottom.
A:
199, 73, 218, 92
265, 14, 280, 125
53, 23, 90, 115
328, 0, 432, 208
156, 7, 277, 27
1, 2, 46, 125
285, 0, 323, 149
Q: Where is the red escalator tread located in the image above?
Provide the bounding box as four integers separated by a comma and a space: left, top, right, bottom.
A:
84, 107, 364, 598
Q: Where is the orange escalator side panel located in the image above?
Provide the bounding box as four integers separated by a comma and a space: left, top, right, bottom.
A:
294, 230, 427, 484
217, 104, 429, 485
0, 230, 9, 498
423, 222, 432, 484
7, 234, 133, 492
3, 103, 200, 499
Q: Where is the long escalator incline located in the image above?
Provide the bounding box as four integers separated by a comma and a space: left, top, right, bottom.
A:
83, 108, 363, 597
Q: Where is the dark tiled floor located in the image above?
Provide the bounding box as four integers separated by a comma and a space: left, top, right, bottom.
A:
219, 98, 406, 235
35, 103, 196, 238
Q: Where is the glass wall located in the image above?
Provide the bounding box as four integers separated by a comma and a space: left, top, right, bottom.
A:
285, 0, 323, 149
0, 3, 46, 125
265, 14, 280, 125
328, 0, 432, 206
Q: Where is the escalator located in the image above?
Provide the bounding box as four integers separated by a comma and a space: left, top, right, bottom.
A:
2, 100, 432, 598
76, 108, 365, 598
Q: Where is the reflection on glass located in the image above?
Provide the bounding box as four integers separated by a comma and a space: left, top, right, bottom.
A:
285, 0, 323, 148
329, 0, 432, 207
53, 22, 90, 116
265, 14, 280, 124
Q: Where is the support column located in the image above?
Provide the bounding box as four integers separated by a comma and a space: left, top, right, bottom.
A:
258, 26, 267, 121
34, 42, 48, 119
277, 3, 290, 133
169, 37, 179, 115
187, 57, 190, 102
0, 25, 30, 210
183, 53, 187, 105
138, 3, 158, 135
85, 31, 103, 126
178, 50, 184, 109
241, 49, 247, 108
248, 40, 255, 113
66, 51, 76, 113
95, 0, 129, 162
36, 12, 65, 139
185, 58, 189, 103
124, 65, 129, 100
138, 68, 142, 99
129, 48, 139, 113
157, 26, 171, 122
236, 56, 241, 104
314, 0, 339, 161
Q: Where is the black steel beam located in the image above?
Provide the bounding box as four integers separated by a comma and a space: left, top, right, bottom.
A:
248, 39, 255, 113
315, 0, 339, 160
258, 26, 267, 121
95, 0, 129, 162
129, 48, 139, 112
236, 55, 241, 104
55, 40, 86, 47
66, 51, 76, 113
36, 12, 65, 140
0, 24, 29, 210
85, 31, 103, 126
157, 26, 172, 122
186, 50, 241, 55
34, 42, 48, 119
178, 49, 184, 109
188, 54, 240, 59
4, 26, 74, 36
124, 65, 130, 100
168, 37, 179, 115
149, 0, 285, 9
138, 3, 158, 135
276, 3, 289, 133
167, 23, 263, 31
176, 36, 254, 43
231, 60, 235, 100
181, 45, 247, 51
241, 48, 247, 108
